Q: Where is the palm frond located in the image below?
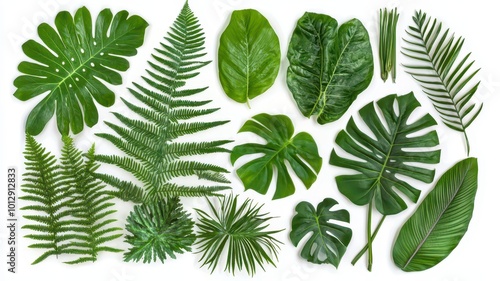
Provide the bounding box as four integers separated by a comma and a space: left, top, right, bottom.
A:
123, 197, 195, 263
95, 1, 232, 203
402, 10, 482, 155
195, 194, 283, 276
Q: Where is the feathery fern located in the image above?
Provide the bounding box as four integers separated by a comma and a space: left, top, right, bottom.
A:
402, 10, 482, 156
123, 197, 195, 263
20, 135, 121, 264
94, 1, 232, 204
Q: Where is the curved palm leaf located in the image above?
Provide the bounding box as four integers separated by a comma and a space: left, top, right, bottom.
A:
330, 92, 440, 215
231, 113, 322, 200
402, 10, 482, 155
14, 6, 148, 136
393, 158, 478, 272
289, 198, 351, 268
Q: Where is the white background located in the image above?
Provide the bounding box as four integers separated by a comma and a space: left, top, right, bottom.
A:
1, 0, 499, 280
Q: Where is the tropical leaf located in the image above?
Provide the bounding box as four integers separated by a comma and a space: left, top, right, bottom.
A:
286, 12, 373, 124
231, 113, 322, 200
330, 92, 440, 215
402, 10, 482, 155
123, 197, 195, 263
218, 9, 280, 106
393, 157, 478, 272
289, 198, 352, 268
195, 194, 282, 276
94, 1, 232, 203
14, 6, 148, 136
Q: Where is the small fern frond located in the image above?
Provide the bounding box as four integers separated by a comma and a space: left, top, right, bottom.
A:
123, 197, 195, 263
96, 1, 232, 203
402, 10, 482, 156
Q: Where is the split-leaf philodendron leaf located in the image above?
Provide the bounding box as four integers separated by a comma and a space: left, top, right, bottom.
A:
290, 198, 352, 268
231, 113, 322, 200
330, 92, 441, 215
287, 12, 374, 124
14, 6, 148, 136
218, 9, 280, 106
393, 157, 478, 272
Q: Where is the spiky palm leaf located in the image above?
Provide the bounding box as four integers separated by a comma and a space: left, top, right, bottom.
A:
402, 10, 482, 155
94, 1, 232, 203
123, 197, 195, 263
60, 136, 122, 264
195, 194, 282, 276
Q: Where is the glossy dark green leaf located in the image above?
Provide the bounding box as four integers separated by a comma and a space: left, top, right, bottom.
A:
218, 9, 280, 105
231, 113, 322, 200
330, 92, 440, 215
393, 158, 478, 272
290, 198, 352, 268
14, 6, 148, 136
286, 13, 374, 124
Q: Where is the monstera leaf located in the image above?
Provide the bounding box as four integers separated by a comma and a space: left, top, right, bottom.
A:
14, 6, 148, 136
286, 12, 373, 124
230, 113, 322, 200
393, 158, 478, 272
289, 198, 352, 268
330, 92, 441, 215
218, 9, 280, 106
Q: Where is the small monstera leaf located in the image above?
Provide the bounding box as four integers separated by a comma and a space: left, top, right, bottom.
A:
289, 198, 352, 268
286, 12, 373, 124
218, 9, 280, 106
231, 113, 322, 200
14, 6, 148, 136
330, 92, 441, 215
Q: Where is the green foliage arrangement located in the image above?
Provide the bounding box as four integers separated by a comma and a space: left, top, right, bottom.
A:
195, 194, 282, 276
289, 198, 352, 268
393, 158, 478, 271
14, 7, 148, 136
218, 9, 280, 106
329, 92, 440, 271
231, 113, 322, 199
123, 197, 195, 263
379, 8, 399, 82
402, 10, 482, 155
94, 1, 232, 204
21, 135, 121, 264
286, 12, 373, 124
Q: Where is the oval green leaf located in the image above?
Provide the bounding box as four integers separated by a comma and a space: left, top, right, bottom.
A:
14, 7, 148, 136
329, 92, 441, 215
392, 157, 478, 272
218, 9, 280, 106
286, 13, 374, 124
230, 113, 322, 200
290, 198, 352, 268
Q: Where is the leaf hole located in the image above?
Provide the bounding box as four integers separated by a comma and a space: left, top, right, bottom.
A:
55, 69, 59, 72
62, 61, 66, 65
71, 57, 75, 62
93, 41, 97, 46
75, 78, 79, 82
82, 68, 86, 72
69, 84, 72, 88
100, 52, 104, 56
80, 48, 85, 54
91, 62, 95, 67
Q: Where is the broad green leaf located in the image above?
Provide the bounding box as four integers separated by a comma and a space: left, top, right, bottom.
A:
330, 92, 440, 215
218, 9, 280, 106
14, 6, 148, 136
393, 158, 478, 272
231, 113, 322, 200
286, 13, 374, 124
290, 198, 352, 268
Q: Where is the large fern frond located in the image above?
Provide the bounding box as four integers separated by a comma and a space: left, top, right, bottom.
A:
95, 1, 231, 203
60, 137, 122, 264
402, 10, 482, 156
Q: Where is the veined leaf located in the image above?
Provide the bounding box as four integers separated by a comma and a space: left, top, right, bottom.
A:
231, 113, 322, 200
290, 198, 352, 268
393, 158, 478, 272
330, 92, 440, 215
402, 10, 482, 155
218, 9, 280, 106
14, 6, 148, 136
286, 13, 373, 124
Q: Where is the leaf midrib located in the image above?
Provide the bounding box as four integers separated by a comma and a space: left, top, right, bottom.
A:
402, 166, 469, 269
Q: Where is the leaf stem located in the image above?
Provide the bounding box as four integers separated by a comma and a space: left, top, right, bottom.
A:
367, 201, 373, 271
352, 214, 387, 266
463, 130, 470, 157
